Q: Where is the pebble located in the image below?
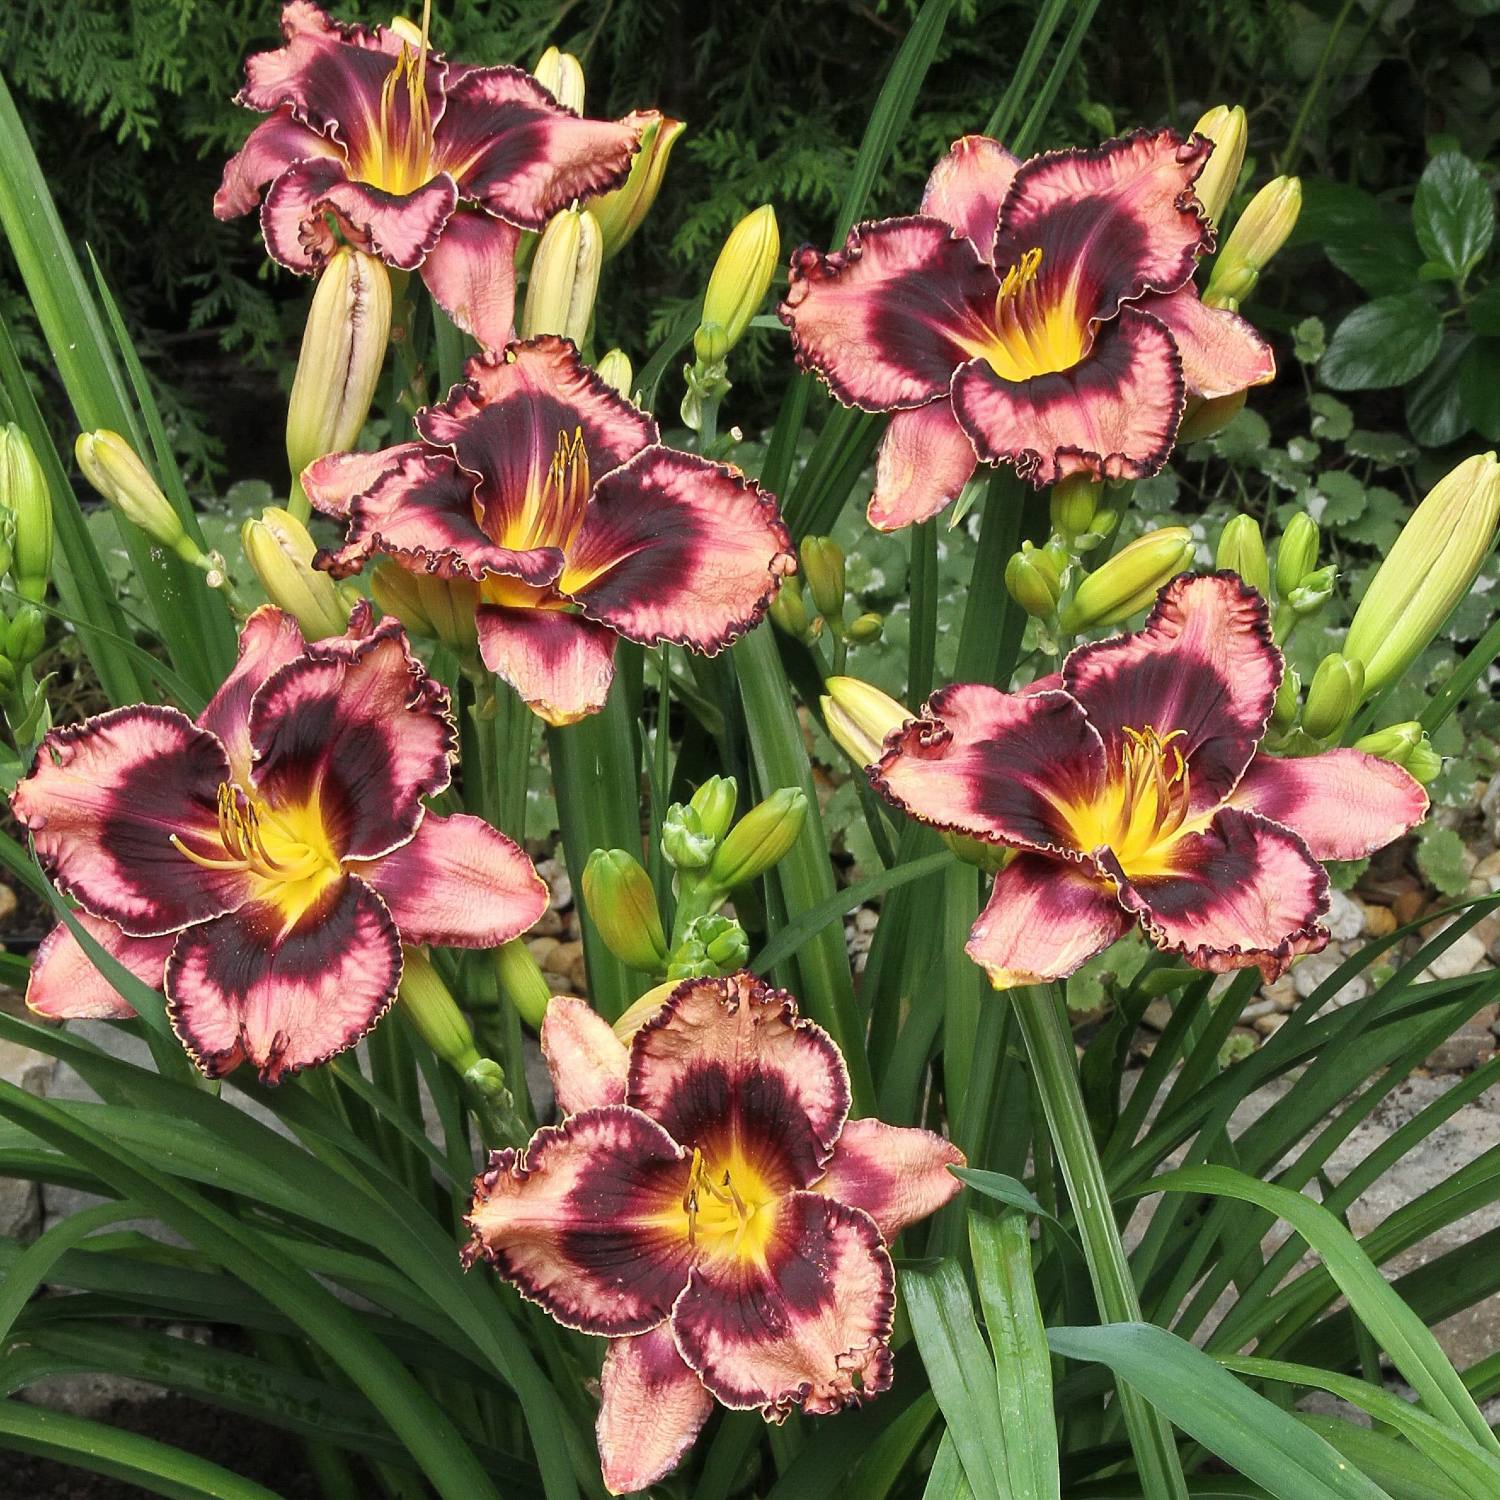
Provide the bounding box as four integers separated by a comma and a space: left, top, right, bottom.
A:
1418, 921, 1490, 983
854, 907, 879, 934
1393, 888, 1428, 926
1473, 849, 1500, 888
1291, 948, 1370, 1008
530, 907, 564, 939
1362, 904, 1398, 939
1253, 1013, 1286, 1038
1481, 774, 1500, 844
537, 858, 572, 912
1325, 890, 1364, 943
527, 936, 560, 969
542, 970, 574, 996
0, 883, 15, 923
1142, 999, 1173, 1032
1426, 1023, 1496, 1072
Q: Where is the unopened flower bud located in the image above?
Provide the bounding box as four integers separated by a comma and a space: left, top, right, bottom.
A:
1191, 104, 1248, 229
1274, 513, 1320, 600
521, 207, 602, 345
1050, 474, 1105, 540
663, 802, 717, 870
1287, 563, 1337, 618
1405, 739, 1443, 784
708, 787, 807, 889
370, 563, 479, 652
1216, 515, 1270, 598
768, 574, 812, 640
75, 430, 199, 561
0, 424, 50, 601
1005, 540, 1064, 619
399, 947, 483, 1074
4, 604, 45, 668
688, 776, 738, 843
242, 508, 349, 640
1301, 652, 1364, 740
1344, 453, 1500, 698
1206, 176, 1302, 310
582, 849, 668, 973
667, 913, 749, 979
532, 45, 585, 113
846, 611, 883, 643
699, 205, 779, 357
495, 937, 553, 1030
1352, 720, 1441, 782
1178, 390, 1249, 444
594, 112, 685, 258
612, 980, 678, 1044
692, 321, 730, 368
821, 676, 909, 767
799, 534, 845, 622
1270, 665, 1300, 731
595, 348, 634, 399
942, 832, 1010, 873
1059, 527, 1196, 632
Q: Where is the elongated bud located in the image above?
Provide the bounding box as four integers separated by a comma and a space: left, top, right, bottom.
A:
1178, 389, 1248, 444
495, 937, 553, 1030
1274, 513, 1320, 600
799, 534, 845, 622
1059, 527, 1196, 632
1216, 515, 1270, 598
1344, 452, 1500, 698
1351, 720, 1442, 784
371, 562, 479, 652
846, 611, 883, 643
1287, 563, 1337, 618
595, 348, 633, 399
709, 788, 807, 889
1191, 104, 1248, 229
1050, 474, 1105, 541
582, 849, 669, 973
1, 423, 51, 601
242, 508, 349, 640
1005, 540, 1063, 619
1270, 665, 1300, 732
75, 430, 199, 560
768, 574, 812, 640
286, 249, 392, 492
1302, 652, 1364, 740
400, 947, 483, 1073
612, 979, 679, 1044
532, 45, 585, 112
667, 913, 750, 979
699, 205, 779, 357
522, 207, 602, 344
662, 802, 717, 870
821, 676, 910, 767
594, 113, 685, 258
1206, 176, 1302, 310
692, 321, 730, 367
689, 776, 738, 843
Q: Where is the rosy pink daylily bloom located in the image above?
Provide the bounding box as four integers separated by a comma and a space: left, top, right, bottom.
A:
214, 1, 644, 347
12, 604, 546, 1082
303, 335, 795, 726
872, 574, 1428, 988
463, 976, 965, 1495
779, 129, 1277, 530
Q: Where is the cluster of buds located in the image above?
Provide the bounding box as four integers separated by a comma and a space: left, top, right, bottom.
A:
1272, 513, 1335, 642
581, 776, 808, 982
1034, 526, 1197, 636
0, 424, 54, 748
1353, 721, 1443, 785
770, 534, 881, 661
371, 562, 481, 660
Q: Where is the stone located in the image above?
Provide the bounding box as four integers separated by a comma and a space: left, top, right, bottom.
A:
542, 970, 574, 996
1482, 773, 1500, 844
1473, 849, 1500, 887
1291, 949, 1369, 1008
530, 907, 564, 939
1393, 887, 1428, 926
1141, 999, 1173, 1032
1325, 889, 1363, 943
853, 906, 879, 934
1263, 977, 1298, 1012
0, 883, 16, 924
0, 1034, 56, 1245
1253, 1013, 1286, 1038
1361, 903, 1398, 939
1419, 921, 1489, 982
526, 936, 560, 969
1426, 1024, 1496, 1072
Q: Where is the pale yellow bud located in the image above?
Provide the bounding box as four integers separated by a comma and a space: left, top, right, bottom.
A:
1206, 176, 1302, 310
1059, 528, 1196, 632
595, 348, 634, 399
594, 113, 685, 258
821, 676, 911, 767
532, 45, 585, 113
242, 507, 349, 640
700, 205, 780, 356
1191, 105, 1248, 229
522, 207, 603, 345
370, 562, 479, 652
75, 430, 196, 560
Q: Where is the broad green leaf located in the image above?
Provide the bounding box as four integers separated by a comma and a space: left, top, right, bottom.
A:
1413, 153, 1494, 282
1406, 333, 1475, 447
1301, 1419, 1473, 1500
921, 1431, 976, 1500
1320, 294, 1444, 390
1464, 280, 1500, 335
1458, 336, 1500, 439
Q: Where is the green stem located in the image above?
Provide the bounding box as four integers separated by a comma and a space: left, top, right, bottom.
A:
1013, 983, 1189, 1499
1278, 0, 1359, 172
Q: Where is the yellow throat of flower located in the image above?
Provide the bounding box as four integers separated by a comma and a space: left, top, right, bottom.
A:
679, 1146, 774, 1263
970, 247, 1089, 383
482, 428, 596, 609
359, 1, 437, 195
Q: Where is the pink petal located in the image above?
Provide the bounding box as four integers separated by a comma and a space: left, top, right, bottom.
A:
260, 157, 352, 272
434, 67, 641, 230
868, 398, 980, 531
417, 209, 520, 348
214, 106, 341, 220
670, 1192, 894, 1418
540, 996, 629, 1114
13, 706, 250, 938
315, 175, 460, 271
1063, 573, 1281, 815
1105, 807, 1329, 982
598, 1327, 714, 1496
27, 914, 172, 1022
626, 973, 851, 1195
248, 623, 455, 860
1141, 287, 1275, 399
352, 811, 546, 948
780, 217, 997, 411
462, 1104, 694, 1336
1226, 750, 1428, 863
197, 607, 308, 783
302, 442, 424, 519
812, 1118, 964, 1240
995, 128, 1212, 318
166, 877, 400, 1082
920, 135, 1021, 262
475, 606, 617, 727
951, 305, 1184, 488
967, 851, 1131, 989
561, 447, 794, 651
871, 682, 1107, 855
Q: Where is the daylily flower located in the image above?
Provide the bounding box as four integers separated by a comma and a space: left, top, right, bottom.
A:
302, 335, 795, 725
779, 129, 1276, 530
13, 605, 547, 1081
871, 574, 1428, 987
214, 1, 644, 348
463, 975, 964, 1494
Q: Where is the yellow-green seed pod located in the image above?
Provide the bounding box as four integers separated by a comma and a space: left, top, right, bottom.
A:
708, 788, 807, 889
595, 348, 634, 400
0, 423, 51, 602
1216, 514, 1271, 598
1190, 104, 1248, 230
75, 430, 198, 560
799, 535, 845, 622
1059, 527, 1196, 632
1206, 176, 1302, 311
582, 849, 669, 973
1274, 513, 1320, 600
688, 775, 738, 843
699, 205, 780, 356
242, 508, 350, 640
593, 114, 685, 259
820, 676, 910, 767
532, 45, 585, 112
1004, 541, 1063, 619
1301, 652, 1364, 740
1050, 474, 1104, 540
521, 207, 603, 345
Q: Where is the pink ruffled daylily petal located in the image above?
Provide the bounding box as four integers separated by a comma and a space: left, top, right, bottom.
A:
540, 996, 629, 1114
920, 135, 1021, 261
416, 209, 521, 348
1140, 287, 1276, 400
475, 606, 618, 728
1227, 750, 1429, 863
197, 606, 309, 782
598, 1327, 714, 1498
811, 1118, 964, 1241
27, 914, 172, 1022
214, 106, 341, 219
868, 399, 979, 532
301, 443, 424, 519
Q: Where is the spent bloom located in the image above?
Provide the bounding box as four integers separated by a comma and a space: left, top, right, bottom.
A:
464, 974, 964, 1494
303, 336, 794, 725
780, 129, 1275, 530
214, 1, 644, 348
872, 574, 1428, 988
12, 605, 545, 1081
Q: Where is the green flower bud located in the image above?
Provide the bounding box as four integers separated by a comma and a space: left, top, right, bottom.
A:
941, 832, 1010, 873
0, 654, 17, 695
494, 937, 554, 1029
521, 207, 603, 345
666, 913, 750, 979
1274, 513, 1320, 600
1005, 540, 1063, 619
595, 348, 634, 399
688, 775, 738, 843
532, 45, 585, 112
1050, 474, 1105, 540
846, 611, 883, 643
370, 562, 478, 652
75, 430, 200, 562
768, 574, 812, 640
4, 604, 44, 669
1206, 176, 1302, 311
708, 787, 807, 889
1287, 563, 1337, 618
1351, 721, 1423, 765
1344, 453, 1500, 698
593, 114, 685, 259
582, 849, 669, 973
1178, 389, 1248, 443
662, 802, 716, 870
242, 507, 350, 640
1190, 104, 1248, 229
1301, 652, 1364, 740
1, 423, 51, 602
700, 204, 780, 357
799, 535, 845, 622
1270, 665, 1300, 731
1059, 527, 1196, 632
820, 676, 910, 767
692, 320, 731, 368
399, 947, 483, 1073
1216, 514, 1270, 598
1405, 739, 1443, 785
